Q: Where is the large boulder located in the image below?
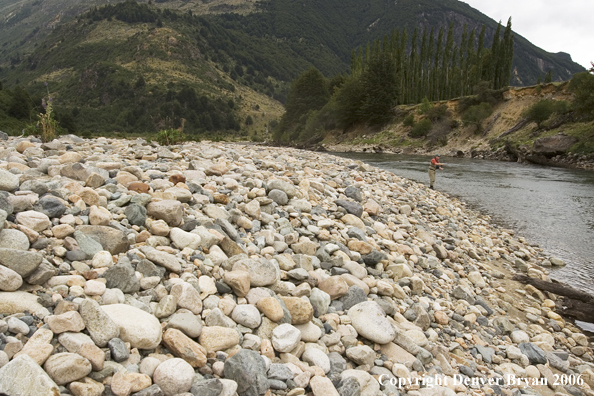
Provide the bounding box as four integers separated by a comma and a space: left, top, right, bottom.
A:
532, 134, 578, 157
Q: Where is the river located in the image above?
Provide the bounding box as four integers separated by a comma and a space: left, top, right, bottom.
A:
332, 152, 594, 296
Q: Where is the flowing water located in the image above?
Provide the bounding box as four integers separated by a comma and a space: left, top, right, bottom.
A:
332, 152, 594, 294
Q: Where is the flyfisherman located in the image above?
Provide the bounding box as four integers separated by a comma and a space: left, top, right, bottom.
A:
428, 154, 444, 189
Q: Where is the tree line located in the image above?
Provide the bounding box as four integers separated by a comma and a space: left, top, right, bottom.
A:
351, 19, 514, 105
275, 19, 514, 141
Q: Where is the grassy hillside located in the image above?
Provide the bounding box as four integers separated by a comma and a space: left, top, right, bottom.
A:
322, 83, 594, 165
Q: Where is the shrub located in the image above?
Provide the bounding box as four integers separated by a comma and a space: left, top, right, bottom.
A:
418, 97, 432, 114
155, 128, 185, 145
462, 102, 493, 133
26, 83, 58, 142
568, 72, 594, 120
523, 99, 569, 128
410, 119, 432, 138
427, 104, 449, 122
403, 114, 414, 127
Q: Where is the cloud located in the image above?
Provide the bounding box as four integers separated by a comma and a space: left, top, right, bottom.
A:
463, 0, 592, 68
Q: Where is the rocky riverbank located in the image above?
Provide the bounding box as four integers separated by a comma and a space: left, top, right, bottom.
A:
0, 135, 592, 396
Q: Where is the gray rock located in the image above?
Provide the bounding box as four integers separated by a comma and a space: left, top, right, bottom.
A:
146, 249, 182, 273
167, 312, 202, 338
328, 352, 347, 383
344, 186, 363, 202
190, 379, 223, 396
0, 248, 43, 277
338, 376, 361, 396
108, 337, 130, 362
0, 169, 19, 191
267, 363, 294, 381
79, 298, 120, 347
104, 257, 140, 293
362, 250, 387, 266
136, 259, 166, 278
267, 180, 296, 199
452, 285, 475, 304
76, 225, 129, 254
268, 189, 288, 205
34, 196, 67, 218
336, 199, 363, 217
224, 349, 269, 396
0, 195, 13, 215
346, 227, 367, 241
545, 351, 570, 372
73, 230, 104, 258
0, 229, 30, 250
339, 286, 367, 311
533, 134, 578, 157
310, 288, 331, 317
475, 345, 495, 364
131, 384, 165, 396
519, 343, 548, 365
125, 204, 147, 226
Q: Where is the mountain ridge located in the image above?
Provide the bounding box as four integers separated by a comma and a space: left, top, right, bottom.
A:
0, 0, 586, 136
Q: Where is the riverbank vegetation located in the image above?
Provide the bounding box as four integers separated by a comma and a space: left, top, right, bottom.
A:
274, 20, 514, 143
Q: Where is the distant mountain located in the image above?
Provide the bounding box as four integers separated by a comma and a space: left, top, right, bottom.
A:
0, 0, 585, 135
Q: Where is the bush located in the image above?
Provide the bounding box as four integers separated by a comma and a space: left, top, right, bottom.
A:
462, 102, 493, 133
427, 104, 449, 122
418, 97, 432, 114
155, 128, 185, 145
410, 119, 432, 138
568, 72, 594, 120
403, 114, 414, 127
523, 99, 569, 128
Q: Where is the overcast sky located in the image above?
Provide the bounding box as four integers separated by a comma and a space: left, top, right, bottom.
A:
462, 0, 592, 69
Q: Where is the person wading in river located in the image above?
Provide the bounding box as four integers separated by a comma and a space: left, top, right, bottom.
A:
428, 154, 444, 189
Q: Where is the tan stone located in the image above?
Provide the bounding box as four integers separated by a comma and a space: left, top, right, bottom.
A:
162, 328, 207, 368
78, 343, 105, 371
47, 311, 86, 334
16, 141, 36, 153
128, 182, 150, 194
310, 376, 339, 396
318, 276, 349, 300
199, 326, 240, 352
280, 296, 314, 325
89, 205, 111, 226
363, 199, 382, 216
79, 188, 101, 207
59, 152, 83, 164
256, 297, 284, 322
347, 240, 373, 255
115, 171, 138, 186
69, 377, 105, 396
52, 224, 75, 239
223, 271, 251, 297
14, 328, 54, 365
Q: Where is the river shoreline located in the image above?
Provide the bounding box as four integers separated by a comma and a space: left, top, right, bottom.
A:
317, 142, 594, 171
0, 136, 592, 396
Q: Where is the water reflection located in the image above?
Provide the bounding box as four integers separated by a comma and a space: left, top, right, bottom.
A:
332, 152, 594, 293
